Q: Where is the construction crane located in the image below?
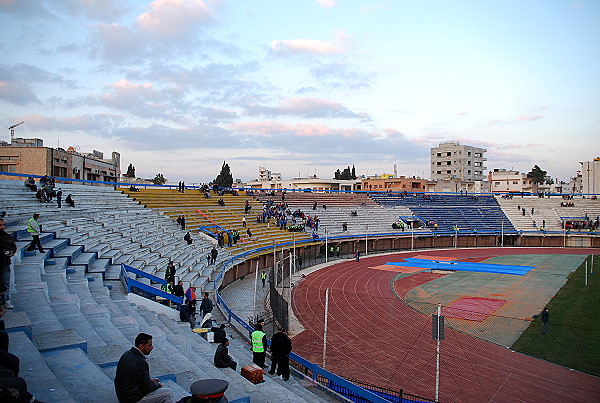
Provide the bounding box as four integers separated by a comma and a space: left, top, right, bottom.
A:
8, 121, 24, 142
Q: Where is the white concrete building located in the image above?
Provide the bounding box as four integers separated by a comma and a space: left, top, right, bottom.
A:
580, 158, 600, 194
431, 142, 486, 181
258, 166, 281, 182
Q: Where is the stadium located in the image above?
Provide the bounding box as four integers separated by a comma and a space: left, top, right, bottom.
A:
1, 173, 599, 402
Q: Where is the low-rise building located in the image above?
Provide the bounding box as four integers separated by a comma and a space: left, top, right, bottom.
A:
362, 176, 427, 192
425, 178, 489, 193
0, 138, 120, 182
487, 169, 534, 193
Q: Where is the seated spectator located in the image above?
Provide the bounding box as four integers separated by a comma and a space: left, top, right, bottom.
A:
65, 194, 75, 207
211, 324, 227, 344
184, 232, 193, 244
24, 177, 37, 191
115, 333, 173, 403
217, 198, 225, 206
199, 313, 212, 329
35, 188, 45, 203
214, 338, 237, 371
129, 185, 139, 192
43, 185, 55, 202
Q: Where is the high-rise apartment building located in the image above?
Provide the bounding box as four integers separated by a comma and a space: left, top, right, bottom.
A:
430, 142, 487, 181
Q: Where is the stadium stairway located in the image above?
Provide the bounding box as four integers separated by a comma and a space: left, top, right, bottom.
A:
1, 179, 338, 402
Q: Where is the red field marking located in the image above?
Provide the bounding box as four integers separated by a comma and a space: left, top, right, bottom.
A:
442, 297, 507, 321
291, 247, 600, 403
368, 264, 424, 273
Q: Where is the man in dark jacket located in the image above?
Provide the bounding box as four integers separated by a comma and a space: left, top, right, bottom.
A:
199, 292, 213, 319
541, 307, 550, 335
268, 327, 292, 381
114, 333, 173, 403
211, 324, 227, 344
0, 219, 16, 309
172, 281, 184, 298
213, 338, 237, 370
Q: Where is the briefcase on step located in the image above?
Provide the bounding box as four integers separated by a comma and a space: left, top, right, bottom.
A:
241, 364, 264, 384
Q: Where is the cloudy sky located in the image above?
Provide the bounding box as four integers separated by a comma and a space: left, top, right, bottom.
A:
1, 0, 598, 183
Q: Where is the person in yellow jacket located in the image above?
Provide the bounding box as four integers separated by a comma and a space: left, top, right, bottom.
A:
26, 213, 45, 253
251, 323, 268, 368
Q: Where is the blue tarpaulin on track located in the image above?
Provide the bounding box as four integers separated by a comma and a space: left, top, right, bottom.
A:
386, 258, 534, 276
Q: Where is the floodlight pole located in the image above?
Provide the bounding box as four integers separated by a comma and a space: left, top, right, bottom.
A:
289, 245, 293, 300
563, 228, 566, 248
585, 260, 588, 286
435, 303, 441, 402
323, 288, 330, 369
365, 225, 368, 256
293, 231, 296, 271
273, 240, 276, 272
501, 221, 504, 247
411, 224, 414, 250
253, 261, 259, 314
325, 227, 328, 263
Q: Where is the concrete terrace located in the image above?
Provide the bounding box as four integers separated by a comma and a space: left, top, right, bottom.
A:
0, 179, 339, 403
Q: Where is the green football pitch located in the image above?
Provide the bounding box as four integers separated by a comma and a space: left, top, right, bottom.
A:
512, 255, 600, 376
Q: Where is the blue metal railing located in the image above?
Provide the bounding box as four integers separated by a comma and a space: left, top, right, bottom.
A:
120, 263, 183, 305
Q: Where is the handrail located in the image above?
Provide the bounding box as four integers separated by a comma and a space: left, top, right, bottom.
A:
120, 263, 184, 305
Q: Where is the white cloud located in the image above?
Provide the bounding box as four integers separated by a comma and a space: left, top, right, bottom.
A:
271, 31, 352, 55
315, 0, 337, 8
245, 97, 371, 120
135, 0, 215, 38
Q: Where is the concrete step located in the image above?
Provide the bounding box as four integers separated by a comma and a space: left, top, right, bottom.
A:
102, 248, 124, 262
114, 254, 135, 265
129, 260, 147, 271
71, 251, 97, 269
41, 237, 70, 255
41, 347, 117, 402
105, 264, 122, 280
88, 258, 111, 274
54, 245, 84, 263
88, 242, 112, 257
8, 331, 76, 403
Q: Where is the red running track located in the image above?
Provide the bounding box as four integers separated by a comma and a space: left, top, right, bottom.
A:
291, 248, 600, 403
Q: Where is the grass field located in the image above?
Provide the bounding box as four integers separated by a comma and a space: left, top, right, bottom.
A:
511, 255, 600, 376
